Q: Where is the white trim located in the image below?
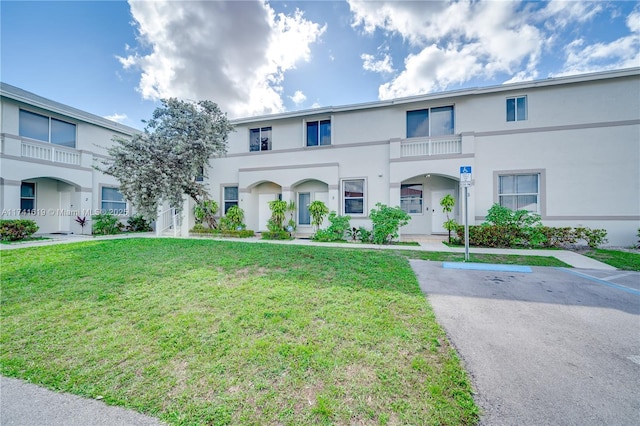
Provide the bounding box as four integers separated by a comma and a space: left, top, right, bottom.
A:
341, 178, 367, 217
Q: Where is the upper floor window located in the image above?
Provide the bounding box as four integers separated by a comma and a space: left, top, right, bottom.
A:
20, 182, 36, 213
250, 127, 272, 151
406, 106, 454, 138
499, 173, 539, 212
195, 166, 204, 182
19, 109, 76, 148
343, 179, 365, 215
506, 96, 527, 122
101, 187, 127, 215
223, 186, 239, 213
401, 184, 423, 214
306, 119, 331, 146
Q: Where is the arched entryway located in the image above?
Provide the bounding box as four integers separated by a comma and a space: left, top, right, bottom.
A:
400, 173, 459, 235
290, 179, 330, 232
243, 180, 283, 232
17, 176, 82, 234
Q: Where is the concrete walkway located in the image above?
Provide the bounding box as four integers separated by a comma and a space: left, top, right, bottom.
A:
0, 376, 166, 426
0, 232, 618, 270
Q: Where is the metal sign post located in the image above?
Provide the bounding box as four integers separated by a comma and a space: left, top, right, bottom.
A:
460, 166, 472, 262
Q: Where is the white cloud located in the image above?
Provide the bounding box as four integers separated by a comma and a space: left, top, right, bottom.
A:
538, 0, 603, 29
348, 0, 544, 98
554, 9, 640, 77
104, 113, 128, 123
118, 1, 325, 118
289, 90, 306, 105
311, 102, 321, 109
361, 53, 394, 74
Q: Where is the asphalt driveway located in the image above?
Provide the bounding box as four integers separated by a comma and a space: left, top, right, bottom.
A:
410, 260, 640, 426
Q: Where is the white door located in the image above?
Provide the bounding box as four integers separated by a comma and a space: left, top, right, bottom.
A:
258, 194, 277, 232
59, 191, 71, 232
431, 190, 455, 234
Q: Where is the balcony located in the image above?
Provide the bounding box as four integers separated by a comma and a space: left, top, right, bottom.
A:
21, 139, 81, 166
400, 135, 462, 157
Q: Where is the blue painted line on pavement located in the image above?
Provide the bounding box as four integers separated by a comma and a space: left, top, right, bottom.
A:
558, 268, 640, 296
443, 262, 532, 273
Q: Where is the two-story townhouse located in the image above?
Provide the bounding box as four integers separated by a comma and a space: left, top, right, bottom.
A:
0, 83, 139, 234
3, 69, 638, 246
206, 68, 640, 246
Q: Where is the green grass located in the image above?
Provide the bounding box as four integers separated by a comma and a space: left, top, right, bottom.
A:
0, 236, 51, 245
1, 238, 478, 425
583, 249, 640, 271
398, 250, 570, 267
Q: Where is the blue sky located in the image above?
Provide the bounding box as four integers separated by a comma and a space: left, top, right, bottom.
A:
2, 1, 638, 129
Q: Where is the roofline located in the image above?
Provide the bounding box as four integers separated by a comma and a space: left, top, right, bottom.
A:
0, 82, 141, 135
231, 67, 640, 125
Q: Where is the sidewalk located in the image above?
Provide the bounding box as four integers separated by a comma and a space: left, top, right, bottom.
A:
1, 232, 617, 270
0, 376, 166, 426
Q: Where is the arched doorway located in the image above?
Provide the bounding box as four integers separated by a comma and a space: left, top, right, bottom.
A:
400, 173, 459, 235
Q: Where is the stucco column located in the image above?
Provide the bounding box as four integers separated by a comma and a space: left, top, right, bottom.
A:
328, 185, 339, 214
281, 187, 293, 205
181, 197, 192, 236
76, 187, 93, 234
389, 138, 402, 160
1, 179, 21, 219
460, 132, 475, 155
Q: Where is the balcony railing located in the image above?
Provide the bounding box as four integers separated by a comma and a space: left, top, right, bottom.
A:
400, 135, 462, 157
21, 140, 81, 166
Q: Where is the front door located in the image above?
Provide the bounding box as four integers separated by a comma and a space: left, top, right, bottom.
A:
431, 190, 455, 234
298, 193, 311, 226
59, 191, 71, 232
258, 194, 277, 232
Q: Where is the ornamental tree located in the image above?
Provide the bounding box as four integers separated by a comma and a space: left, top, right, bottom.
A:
98, 98, 233, 219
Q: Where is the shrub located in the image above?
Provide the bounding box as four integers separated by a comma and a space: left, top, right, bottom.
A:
261, 230, 292, 240
191, 225, 254, 238
127, 214, 152, 232
92, 212, 122, 235
190, 223, 211, 233
0, 219, 39, 241
312, 212, 351, 242
268, 200, 287, 230
225, 205, 245, 230
369, 203, 410, 244
457, 225, 522, 248
357, 227, 372, 243
575, 226, 608, 248
308, 201, 329, 231
538, 226, 576, 248
194, 199, 219, 229
440, 194, 456, 243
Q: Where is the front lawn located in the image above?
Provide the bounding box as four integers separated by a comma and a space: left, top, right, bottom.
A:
582, 249, 640, 271
1, 238, 478, 425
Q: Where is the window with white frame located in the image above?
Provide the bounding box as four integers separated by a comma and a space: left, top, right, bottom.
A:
343, 179, 365, 215
406, 106, 454, 138
223, 186, 239, 213
250, 127, 272, 151
101, 187, 127, 215
20, 182, 36, 213
400, 184, 423, 214
506, 96, 527, 122
19, 109, 77, 148
306, 119, 331, 146
498, 174, 539, 212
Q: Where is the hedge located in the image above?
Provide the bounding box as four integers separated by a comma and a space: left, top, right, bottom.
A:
0, 219, 39, 241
